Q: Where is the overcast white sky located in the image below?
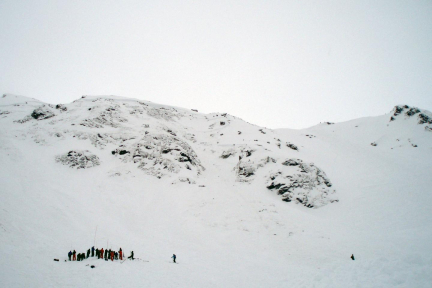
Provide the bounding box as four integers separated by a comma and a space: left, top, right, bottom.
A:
0, 1, 431, 129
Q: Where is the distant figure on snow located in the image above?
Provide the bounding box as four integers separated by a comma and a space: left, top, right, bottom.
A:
128, 251, 134, 260
172, 254, 176, 263
351, 254, 355, 260
100, 248, 104, 259
110, 250, 114, 261
119, 248, 123, 260
91, 246, 95, 257
87, 249, 90, 259
72, 250, 76, 261
68, 251, 72, 261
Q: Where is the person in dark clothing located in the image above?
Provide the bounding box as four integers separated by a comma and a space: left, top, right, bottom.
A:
77, 253, 81, 261
68, 251, 72, 261
115, 252, 118, 260
128, 251, 134, 260
72, 250, 76, 261
91, 246, 95, 257
351, 254, 355, 260
87, 249, 90, 259
104, 249, 108, 260
172, 254, 176, 263
96, 248, 99, 258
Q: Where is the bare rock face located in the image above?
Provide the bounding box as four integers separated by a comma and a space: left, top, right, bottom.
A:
56, 150, 100, 169
266, 158, 338, 208
112, 134, 204, 179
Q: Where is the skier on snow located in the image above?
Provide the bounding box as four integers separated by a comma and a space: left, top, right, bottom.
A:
68, 251, 72, 261
128, 251, 134, 260
72, 250, 76, 261
91, 246, 95, 257
172, 254, 176, 263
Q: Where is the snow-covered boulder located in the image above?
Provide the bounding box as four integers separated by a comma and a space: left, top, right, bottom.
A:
112, 134, 204, 179
55, 150, 100, 169
266, 158, 337, 208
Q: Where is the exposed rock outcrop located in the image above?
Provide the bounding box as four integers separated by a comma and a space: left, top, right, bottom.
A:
266, 158, 337, 208
56, 150, 100, 169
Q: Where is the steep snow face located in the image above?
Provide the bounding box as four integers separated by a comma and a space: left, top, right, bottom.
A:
1, 94, 335, 208
1, 94, 432, 288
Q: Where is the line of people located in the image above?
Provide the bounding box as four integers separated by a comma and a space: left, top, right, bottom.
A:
68, 246, 133, 262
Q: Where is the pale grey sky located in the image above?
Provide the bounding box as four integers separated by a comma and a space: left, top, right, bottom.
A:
1, 0, 431, 129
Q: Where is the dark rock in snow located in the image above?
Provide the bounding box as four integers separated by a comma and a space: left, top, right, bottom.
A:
55, 104, 67, 111
56, 150, 100, 169
31, 107, 55, 120
286, 143, 299, 151
418, 113, 432, 125
405, 108, 420, 117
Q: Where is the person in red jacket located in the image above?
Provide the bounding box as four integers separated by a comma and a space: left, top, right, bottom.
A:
110, 251, 114, 261
100, 248, 104, 259
119, 248, 122, 260
72, 250, 76, 261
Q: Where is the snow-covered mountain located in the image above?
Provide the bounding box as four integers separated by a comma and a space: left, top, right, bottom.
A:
1, 94, 431, 287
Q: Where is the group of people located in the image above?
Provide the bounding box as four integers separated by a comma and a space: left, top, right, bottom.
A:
68, 246, 133, 262
67, 247, 177, 263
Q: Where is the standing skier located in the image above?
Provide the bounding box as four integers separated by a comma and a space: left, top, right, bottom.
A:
110, 250, 114, 261
172, 254, 176, 263
72, 250, 76, 261
68, 251, 72, 261
91, 246, 95, 257
100, 248, 104, 260
119, 248, 123, 260
87, 249, 90, 259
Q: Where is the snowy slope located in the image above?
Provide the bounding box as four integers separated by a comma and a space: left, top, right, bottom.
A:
0, 94, 431, 287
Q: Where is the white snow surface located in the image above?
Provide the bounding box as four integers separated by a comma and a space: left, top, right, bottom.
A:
1, 94, 431, 287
